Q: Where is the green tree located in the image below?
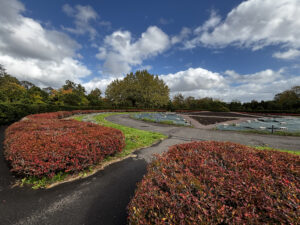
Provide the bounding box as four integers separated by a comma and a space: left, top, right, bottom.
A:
57, 80, 89, 106
274, 86, 300, 109
172, 93, 185, 109
87, 88, 102, 106
105, 70, 169, 108
0, 66, 26, 103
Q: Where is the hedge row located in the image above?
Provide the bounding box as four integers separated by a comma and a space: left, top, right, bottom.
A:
4, 110, 126, 177
128, 141, 300, 224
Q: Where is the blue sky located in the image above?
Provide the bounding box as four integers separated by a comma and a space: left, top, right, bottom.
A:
0, 0, 299, 102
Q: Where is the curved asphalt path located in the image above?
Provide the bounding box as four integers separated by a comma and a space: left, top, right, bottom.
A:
0, 114, 299, 225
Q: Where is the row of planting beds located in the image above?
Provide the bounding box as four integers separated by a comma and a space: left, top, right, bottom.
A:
128, 141, 300, 224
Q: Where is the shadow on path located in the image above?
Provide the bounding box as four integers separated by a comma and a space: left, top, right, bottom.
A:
0, 125, 15, 191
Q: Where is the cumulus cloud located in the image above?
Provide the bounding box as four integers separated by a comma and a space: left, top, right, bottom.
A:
185, 0, 300, 55
160, 67, 297, 102
0, 0, 91, 88
96, 26, 170, 76
0, 55, 90, 88
273, 49, 300, 60
83, 77, 118, 94
160, 67, 225, 92
62, 4, 99, 39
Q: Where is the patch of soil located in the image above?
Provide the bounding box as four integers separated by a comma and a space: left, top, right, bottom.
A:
190, 116, 236, 125
184, 112, 259, 118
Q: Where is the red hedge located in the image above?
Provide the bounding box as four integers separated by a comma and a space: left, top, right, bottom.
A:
128, 141, 300, 224
4, 111, 125, 177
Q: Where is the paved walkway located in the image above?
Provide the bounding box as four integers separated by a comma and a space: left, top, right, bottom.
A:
0, 114, 299, 225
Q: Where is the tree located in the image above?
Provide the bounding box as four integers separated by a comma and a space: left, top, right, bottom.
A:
274, 86, 300, 109
0, 67, 26, 103
20, 81, 35, 90
26, 86, 49, 104
0, 64, 6, 77
172, 93, 185, 109
105, 70, 170, 108
57, 80, 89, 106
87, 88, 102, 106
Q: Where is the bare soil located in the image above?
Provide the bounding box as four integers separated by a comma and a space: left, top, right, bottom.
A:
181, 111, 260, 118
190, 116, 236, 125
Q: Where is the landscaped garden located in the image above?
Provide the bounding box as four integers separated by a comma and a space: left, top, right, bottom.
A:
3, 110, 166, 188
128, 141, 300, 224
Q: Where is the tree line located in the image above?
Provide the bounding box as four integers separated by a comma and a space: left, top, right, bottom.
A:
0, 64, 299, 114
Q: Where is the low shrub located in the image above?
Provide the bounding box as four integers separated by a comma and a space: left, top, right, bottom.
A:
4, 111, 125, 177
128, 141, 300, 224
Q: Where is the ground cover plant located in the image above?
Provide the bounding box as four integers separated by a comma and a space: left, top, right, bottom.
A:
128, 141, 300, 224
4, 111, 125, 179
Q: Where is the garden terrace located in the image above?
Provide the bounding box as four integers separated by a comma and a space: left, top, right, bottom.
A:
128, 141, 300, 224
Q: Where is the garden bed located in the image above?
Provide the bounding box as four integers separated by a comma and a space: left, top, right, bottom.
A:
4, 111, 125, 178
128, 141, 300, 224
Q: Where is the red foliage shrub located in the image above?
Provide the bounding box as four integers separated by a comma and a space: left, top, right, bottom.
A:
4, 111, 125, 177
128, 141, 300, 224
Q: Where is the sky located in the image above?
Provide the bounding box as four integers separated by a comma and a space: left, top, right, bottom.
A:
0, 0, 299, 102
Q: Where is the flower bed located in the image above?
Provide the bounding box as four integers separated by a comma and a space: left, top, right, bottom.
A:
128, 141, 300, 224
4, 111, 125, 177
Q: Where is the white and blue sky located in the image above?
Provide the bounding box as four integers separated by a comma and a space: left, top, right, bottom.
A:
0, 0, 299, 102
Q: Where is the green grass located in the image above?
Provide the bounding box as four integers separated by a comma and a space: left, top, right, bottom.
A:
91, 113, 167, 157
253, 146, 300, 155
22, 113, 166, 189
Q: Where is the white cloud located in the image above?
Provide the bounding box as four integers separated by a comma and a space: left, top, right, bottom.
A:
185, 0, 300, 54
0, 55, 90, 88
195, 11, 221, 34
273, 49, 300, 60
97, 26, 170, 76
160, 67, 298, 102
160, 67, 225, 92
171, 27, 191, 45
83, 76, 119, 94
62, 4, 99, 40
0, 0, 91, 88
224, 69, 283, 84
